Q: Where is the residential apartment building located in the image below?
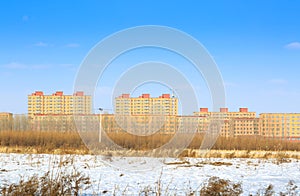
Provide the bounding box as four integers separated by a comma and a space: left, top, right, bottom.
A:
259, 113, 300, 140
176, 115, 199, 133
194, 108, 257, 137
31, 114, 99, 132
30, 113, 176, 134
194, 107, 256, 119
115, 93, 178, 115
229, 118, 259, 136
0, 112, 13, 131
103, 114, 177, 134
24, 90, 300, 140
28, 91, 92, 118
113, 93, 178, 134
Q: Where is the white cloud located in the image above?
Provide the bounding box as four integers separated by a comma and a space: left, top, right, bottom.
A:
284, 42, 300, 50
262, 89, 300, 97
65, 43, 80, 48
224, 82, 239, 87
268, 79, 288, 85
2, 62, 27, 69
34, 42, 49, 47
2, 62, 49, 70
31, 64, 50, 69
59, 64, 74, 67
22, 15, 29, 21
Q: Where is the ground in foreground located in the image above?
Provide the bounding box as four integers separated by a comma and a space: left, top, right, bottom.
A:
0, 153, 299, 195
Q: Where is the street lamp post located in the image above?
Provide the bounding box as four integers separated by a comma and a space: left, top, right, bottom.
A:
98, 108, 103, 143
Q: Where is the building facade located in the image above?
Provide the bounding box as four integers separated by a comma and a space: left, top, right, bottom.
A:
115, 94, 178, 115
259, 113, 300, 140
23, 91, 300, 140
113, 93, 178, 134
0, 112, 13, 131
229, 118, 259, 136
194, 108, 257, 137
31, 114, 99, 132
28, 91, 92, 118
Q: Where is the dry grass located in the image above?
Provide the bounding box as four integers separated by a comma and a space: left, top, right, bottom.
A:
101, 132, 300, 151
195, 150, 300, 159
1, 131, 300, 158
0, 130, 88, 154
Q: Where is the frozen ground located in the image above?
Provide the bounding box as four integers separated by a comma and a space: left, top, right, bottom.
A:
0, 153, 300, 195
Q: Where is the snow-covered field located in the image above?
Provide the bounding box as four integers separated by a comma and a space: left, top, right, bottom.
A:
0, 153, 300, 195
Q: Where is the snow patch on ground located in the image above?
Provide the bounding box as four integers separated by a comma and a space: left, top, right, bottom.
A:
0, 153, 299, 195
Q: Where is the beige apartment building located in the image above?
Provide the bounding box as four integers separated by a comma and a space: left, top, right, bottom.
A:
25, 91, 300, 140
229, 118, 259, 136
28, 91, 92, 118
0, 112, 13, 131
113, 93, 178, 134
194, 108, 257, 137
115, 93, 178, 115
259, 113, 300, 140
31, 114, 100, 132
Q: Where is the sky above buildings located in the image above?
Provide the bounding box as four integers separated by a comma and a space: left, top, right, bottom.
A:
0, 1, 300, 114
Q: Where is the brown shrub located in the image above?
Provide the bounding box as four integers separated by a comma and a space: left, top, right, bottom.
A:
199, 176, 243, 196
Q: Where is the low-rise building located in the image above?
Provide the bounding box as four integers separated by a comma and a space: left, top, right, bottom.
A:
0, 112, 13, 131
31, 114, 99, 132
259, 113, 300, 140
194, 108, 256, 137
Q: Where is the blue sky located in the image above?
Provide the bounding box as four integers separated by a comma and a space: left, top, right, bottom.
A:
0, 1, 300, 114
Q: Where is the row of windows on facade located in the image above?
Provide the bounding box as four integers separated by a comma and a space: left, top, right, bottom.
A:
262, 127, 300, 131
35, 110, 86, 113
261, 124, 300, 127
29, 96, 88, 99
28, 100, 88, 103
28, 105, 89, 108
116, 106, 176, 109
116, 105, 176, 107
115, 99, 176, 101
116, 104, 176, 106
232, 127, 259, 130
262, 116, 300, 119
28, 102, 88, 105
232, 124, 258, 126
199, 113, 255, 116
29, 108, 87, 111
261, 120, 300, 122
116, 102, 176, 104
115, 110, 177, 113
28, 105, 88, 107
234, 131, 258, 134
261, 132, 298, 136
28, 98, 86, 100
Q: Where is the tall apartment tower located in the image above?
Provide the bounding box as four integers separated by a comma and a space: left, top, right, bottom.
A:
115, 93, 178, 115
28, 91, 92, 117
